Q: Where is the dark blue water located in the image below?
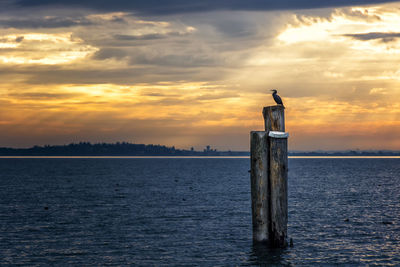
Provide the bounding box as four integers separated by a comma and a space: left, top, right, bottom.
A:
0, 158, 399, 266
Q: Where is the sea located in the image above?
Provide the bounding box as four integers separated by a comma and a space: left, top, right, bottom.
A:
0, 157, 399, 266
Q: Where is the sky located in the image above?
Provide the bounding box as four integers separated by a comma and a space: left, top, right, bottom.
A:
1, 0, 400, 151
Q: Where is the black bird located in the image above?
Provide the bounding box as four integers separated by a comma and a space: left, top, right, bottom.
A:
271, 89, 284, 107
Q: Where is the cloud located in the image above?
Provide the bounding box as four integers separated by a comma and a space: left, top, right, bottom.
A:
195, 92, 240, 101
129, 53, 219, 67
8, 92, 83, 100
343, 32, 400, 42
15, 36, 24, 42
114, 31, 192, 41
213, 18, 258, 38
92, 48, 128, 60
13, 0, 400, 15
0, 33, 97, 65
0, 16, 92, 28
114, 33, 167, 41
2, 65, 212, 85
1, 3, 400, 150
369, 87, 388, 95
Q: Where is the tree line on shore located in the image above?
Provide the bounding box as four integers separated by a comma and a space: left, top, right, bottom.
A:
0, 142, 248, 156
0, 142, 398, 156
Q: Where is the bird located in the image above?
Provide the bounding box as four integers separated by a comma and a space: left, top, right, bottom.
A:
271, 89, 284, 107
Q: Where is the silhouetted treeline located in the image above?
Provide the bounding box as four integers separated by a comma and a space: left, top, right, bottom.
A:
0, 142, 249, 156
0, 143, 398, 156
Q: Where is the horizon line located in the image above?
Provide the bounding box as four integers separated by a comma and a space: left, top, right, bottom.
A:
0, 142, 399, 153
1, 156, 400, 159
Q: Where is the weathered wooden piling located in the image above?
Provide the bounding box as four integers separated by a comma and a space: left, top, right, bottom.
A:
268, 131, 288, 248
250, 105, 288, 248
263, 105, 285, 132
250, 131, 269, 243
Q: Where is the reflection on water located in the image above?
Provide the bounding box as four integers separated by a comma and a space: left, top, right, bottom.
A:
248, 243, 291, 266
0, 158, 399, 265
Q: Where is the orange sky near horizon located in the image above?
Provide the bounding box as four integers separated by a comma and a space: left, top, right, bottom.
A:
1, 3, 400, 150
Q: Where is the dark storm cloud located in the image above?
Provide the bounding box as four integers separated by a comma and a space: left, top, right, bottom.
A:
0, 16, 92, 28
343, 32, 400, 42
14, 0, 400, 15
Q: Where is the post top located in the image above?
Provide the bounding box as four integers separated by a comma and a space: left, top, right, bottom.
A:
269, 131, 289, 138
263, 105, 285, 112
250, 131, 268, 137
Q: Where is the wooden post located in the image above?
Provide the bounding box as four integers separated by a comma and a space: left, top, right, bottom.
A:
250, 131, 269, 243
269, 131, 288, 248
263, 105, 285, 132
250, 105, 288, 248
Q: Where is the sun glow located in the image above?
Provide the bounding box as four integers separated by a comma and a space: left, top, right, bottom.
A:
1, 4, 400, 150
278, 6, 400, 53
0, 43, 19, 48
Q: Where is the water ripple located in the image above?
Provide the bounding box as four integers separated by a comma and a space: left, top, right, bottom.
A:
0, 158, 399, 265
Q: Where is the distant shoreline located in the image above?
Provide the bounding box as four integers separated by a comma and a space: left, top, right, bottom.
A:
1, 142, 399, 157
1, 156, 399, 159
